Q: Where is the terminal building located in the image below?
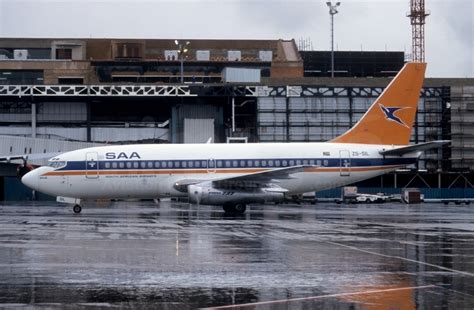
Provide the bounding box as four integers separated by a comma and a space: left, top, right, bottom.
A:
0, 38, 473, 200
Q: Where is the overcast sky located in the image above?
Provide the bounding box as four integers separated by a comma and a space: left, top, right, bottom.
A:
0, 0, 472, 77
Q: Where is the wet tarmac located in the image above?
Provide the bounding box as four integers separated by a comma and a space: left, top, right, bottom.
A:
1, 201, 474, 309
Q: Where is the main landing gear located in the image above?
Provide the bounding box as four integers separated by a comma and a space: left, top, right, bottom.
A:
73, 204, 82, 214
222, 203, 247, 214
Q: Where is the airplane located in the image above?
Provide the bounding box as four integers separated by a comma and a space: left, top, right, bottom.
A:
21, 62, 448, 214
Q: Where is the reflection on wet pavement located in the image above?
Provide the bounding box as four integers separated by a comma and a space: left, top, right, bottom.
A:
0, 201, 474, 309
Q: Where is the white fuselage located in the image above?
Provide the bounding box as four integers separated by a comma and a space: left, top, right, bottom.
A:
22, 142, 417, 200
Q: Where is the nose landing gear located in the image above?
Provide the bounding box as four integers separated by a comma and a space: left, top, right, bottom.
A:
73, 204, 82, 214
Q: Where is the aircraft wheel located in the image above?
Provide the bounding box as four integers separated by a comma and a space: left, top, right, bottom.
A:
234, 204, 247, 214
73, 205, 82, 214
222, 203, 247, 214
222, 204, 233, 213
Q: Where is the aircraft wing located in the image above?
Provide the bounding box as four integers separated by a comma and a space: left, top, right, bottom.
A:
379, 140, 450, 156
174, 165, 314, 192
212, 165, 313, 189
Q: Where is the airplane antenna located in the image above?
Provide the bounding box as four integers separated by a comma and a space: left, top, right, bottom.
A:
408, 0, 429, 62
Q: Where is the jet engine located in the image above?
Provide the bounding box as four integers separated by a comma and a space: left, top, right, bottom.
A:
187, 183, 285, 206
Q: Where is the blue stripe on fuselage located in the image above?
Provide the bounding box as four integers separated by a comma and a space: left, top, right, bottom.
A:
55, 157, 417, 171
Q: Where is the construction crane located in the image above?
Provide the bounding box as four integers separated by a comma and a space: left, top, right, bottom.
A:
408, 0, 429, 62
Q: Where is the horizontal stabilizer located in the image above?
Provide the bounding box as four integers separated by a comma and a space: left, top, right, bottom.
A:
379, 140, 450, 156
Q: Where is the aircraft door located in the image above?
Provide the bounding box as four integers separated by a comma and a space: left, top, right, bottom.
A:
339, 150, 351, 176
85, 152, 99, 179
207, 159, 216, 173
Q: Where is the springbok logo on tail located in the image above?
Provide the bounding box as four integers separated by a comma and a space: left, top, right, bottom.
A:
379, 104, 410, 128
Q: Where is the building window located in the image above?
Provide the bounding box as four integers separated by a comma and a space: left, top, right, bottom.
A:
58, 77, 83, 85
56, 48, 72, 60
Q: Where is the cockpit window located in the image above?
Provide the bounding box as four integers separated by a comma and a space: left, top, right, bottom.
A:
49, 161, 67, 169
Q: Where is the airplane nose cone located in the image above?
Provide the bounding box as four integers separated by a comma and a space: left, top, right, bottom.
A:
22, 169, 38, 190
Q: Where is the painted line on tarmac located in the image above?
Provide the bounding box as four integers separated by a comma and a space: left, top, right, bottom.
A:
326, 241, 474, 277
200, 285, 436, 309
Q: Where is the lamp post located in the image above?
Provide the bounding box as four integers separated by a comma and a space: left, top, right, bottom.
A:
326, 1, 340, 78
175, 40, 190, 84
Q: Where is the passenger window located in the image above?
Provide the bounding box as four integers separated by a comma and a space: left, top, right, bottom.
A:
162, 162, 167, 168
201, 161, 207, 168
119, 162, 125, 168
296, 160, 302, 165
225, 161, 231, 168
112, 162, 118, 169
232, 160, 238, 168
323, 160, 329, 166
168, 161, 173, 168
217, 160, 223, 168
303, 160, 308, 165
105, 162, 111, 169
148, 162, 153, 168
174, 161, 180, 168
188, 161, 194, 168
310, 160, 315, 165
133, 162, 139, 168
140, 162, 146, 168
247, 160, 253, 167
240, 160, 245, 167
268, 160, 274, 167
195, 161, 201, 168
282, 160, 287, 166
262, 160, 267, 167
126, 162, 132, 168
289, 160, 295, 166
317, 160, 322, 166
255, 160, 260, 167
182, 161, 187, 168
275, 160, 281, 167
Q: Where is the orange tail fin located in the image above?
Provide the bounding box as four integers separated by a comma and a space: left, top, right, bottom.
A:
331, 62, 427, 145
